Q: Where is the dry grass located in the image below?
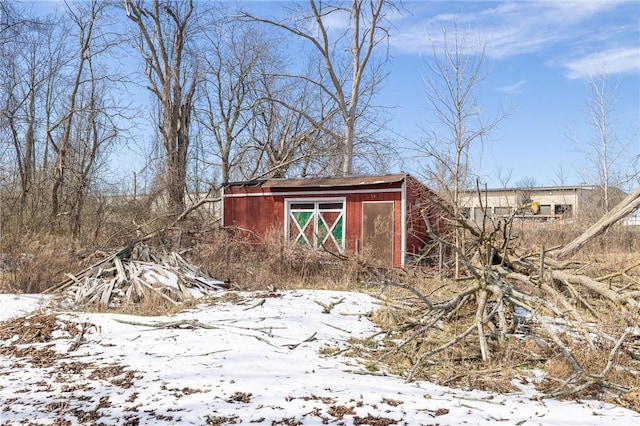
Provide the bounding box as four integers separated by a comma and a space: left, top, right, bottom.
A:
190, 227, 370, 292
512, 221, 640, 260
1, 219, 639, 410
0, 235, 85, 294
68, 291, 198, 317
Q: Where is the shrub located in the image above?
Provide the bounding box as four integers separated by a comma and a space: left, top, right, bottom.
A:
1, 235, 84, 294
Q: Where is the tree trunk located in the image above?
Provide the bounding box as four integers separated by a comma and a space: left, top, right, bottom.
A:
125, 0, 197, 218
556, 186, 640, 259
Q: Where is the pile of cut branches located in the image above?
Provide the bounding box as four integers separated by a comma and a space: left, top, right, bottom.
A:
47, 243, 227, 308
366, 189, 640, 410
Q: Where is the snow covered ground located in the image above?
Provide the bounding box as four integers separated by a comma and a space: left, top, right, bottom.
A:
1, 290, 638, 425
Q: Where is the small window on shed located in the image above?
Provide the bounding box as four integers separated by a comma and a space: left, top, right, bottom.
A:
290, 203, 314, 210
318, 202, 343, 210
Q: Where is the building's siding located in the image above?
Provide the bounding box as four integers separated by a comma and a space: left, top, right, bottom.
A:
222, 187, 280, 236
221, 175, 445, 268
459, 185, 628, 222
346, 191, 403, 266
459, 186, 601, 221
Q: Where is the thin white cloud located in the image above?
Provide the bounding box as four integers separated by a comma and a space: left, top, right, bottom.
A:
495, 80, 528, 94
391, 0, 638, 77
564, 47, 640, 79
318, 7, 350, 32
391, 1, 611, 57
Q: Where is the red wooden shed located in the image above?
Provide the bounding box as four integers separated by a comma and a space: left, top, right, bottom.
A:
221, 173, 445, 268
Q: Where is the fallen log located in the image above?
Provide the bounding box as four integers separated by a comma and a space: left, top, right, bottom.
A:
550, 269, 640, 310
556, 186, 640, 260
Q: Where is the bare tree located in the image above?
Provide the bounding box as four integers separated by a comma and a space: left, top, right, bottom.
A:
416, 22, 507, 277
245, 63, 343, 180
577, 72, 631, 213
244, 0, 393, 176
1, 3, 77, 230
0, 0, 32, 39
194, 7, 344, 184
495, 167, 513, 189
514, 176, 538, 205
45, 1, 122, 237
418, 24, 505, 210
0, 1, 126, 240
124, 0, 199, 216
49, 4, 96, 221
0, 2, 64, 233
195, 11, 264, 184
66, 4, 122, 238
552, 164, 570, 187
1, 8, 45, 229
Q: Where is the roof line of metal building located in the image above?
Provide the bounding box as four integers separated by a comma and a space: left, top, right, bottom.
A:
462, 185, 604, 193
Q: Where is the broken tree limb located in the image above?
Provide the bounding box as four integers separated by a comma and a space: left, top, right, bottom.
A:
475, 288, 491, 362
556, 186, 640, 260
365, 186, 640, 403
138, 193, 221, 243
550, 269, 640, 310
314, 298, 345, 314
243, 299, 266, 311
114, 318, 221, 329
282, 332, 318, 350
596, 261, 640, 283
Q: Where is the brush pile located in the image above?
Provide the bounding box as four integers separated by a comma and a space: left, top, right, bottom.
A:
365, 190, 640, 409
47, 243, 226, 308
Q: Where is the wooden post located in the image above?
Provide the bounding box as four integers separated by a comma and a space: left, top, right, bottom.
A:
438, 241, 444, 277
538, 246, 545, 286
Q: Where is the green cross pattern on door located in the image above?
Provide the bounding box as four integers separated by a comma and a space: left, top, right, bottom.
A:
291, 211, 314, 244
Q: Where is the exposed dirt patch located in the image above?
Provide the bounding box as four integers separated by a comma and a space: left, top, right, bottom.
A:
225, 391, 252, 403
0, 345, 59, 368
353, 414, 399, 425
328, 404, 355, 419
0, 313, 80, 343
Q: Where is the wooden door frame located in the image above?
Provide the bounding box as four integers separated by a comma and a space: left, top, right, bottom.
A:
361, 201, 395, 267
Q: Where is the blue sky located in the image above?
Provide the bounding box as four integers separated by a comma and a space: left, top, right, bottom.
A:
34, 0, 639, 191
379, 0, 640, 189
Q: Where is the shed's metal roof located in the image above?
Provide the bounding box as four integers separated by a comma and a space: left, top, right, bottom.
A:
224, 173, 409, 189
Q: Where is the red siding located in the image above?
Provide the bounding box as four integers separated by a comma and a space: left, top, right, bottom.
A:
222, 175, 445, 268
344, 191, 402, 267
223, 187, 281, 237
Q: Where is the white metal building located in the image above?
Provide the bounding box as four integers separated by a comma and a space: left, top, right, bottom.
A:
459, 185, 626, 222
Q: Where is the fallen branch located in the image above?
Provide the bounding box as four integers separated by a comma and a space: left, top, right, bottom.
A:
314, 298, 345, 314
114, 318, 221, 330
556, 186, 640, 259
282, 332, 318, 350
